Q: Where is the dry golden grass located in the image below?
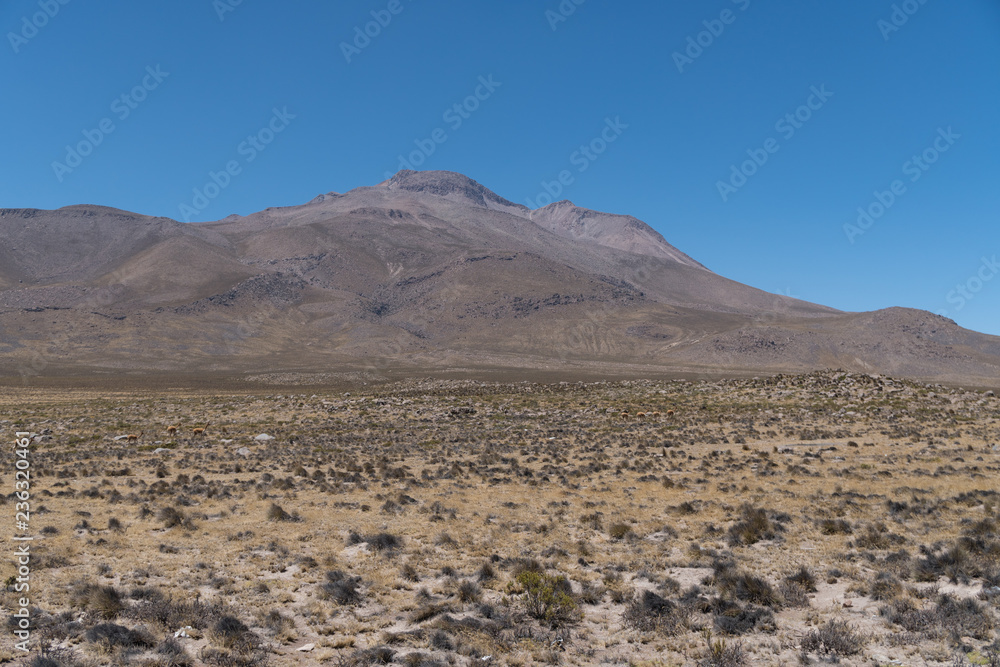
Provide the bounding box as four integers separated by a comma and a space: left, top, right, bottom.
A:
1, 371, 998, 666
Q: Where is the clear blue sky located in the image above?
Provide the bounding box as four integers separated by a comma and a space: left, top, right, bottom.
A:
3, 1, 999, 335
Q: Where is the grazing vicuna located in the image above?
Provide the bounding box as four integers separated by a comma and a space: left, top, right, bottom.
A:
166, 425, 177, 436
193, 422, 210, 436
127, 431, 144, 443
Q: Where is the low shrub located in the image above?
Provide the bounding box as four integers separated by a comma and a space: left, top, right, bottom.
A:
348, 531, 402, 553
457, 580, 481, 603
869, 572, 903, 601
89, 585, 124, 620
623, 590, 685, 635
819, 518, 853, 535
510, 570, 579, 627
777, 581, 810, 608
698, 630, 746, 667
933, 593, 995, 641
785, 566, 817, 592
727, 505, 786, 546
320, 570, 363, 605
801, 620, 867, 656
211, 616, 251, 649
713, 604, 775, 635
608, 522, 632, 540
85, 623, 155, 651
715, 568, 781, 609
265, 503, 297, 522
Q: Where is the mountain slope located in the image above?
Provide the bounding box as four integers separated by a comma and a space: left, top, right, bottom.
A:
530, 198, 707, 269
0, 171, 997, 386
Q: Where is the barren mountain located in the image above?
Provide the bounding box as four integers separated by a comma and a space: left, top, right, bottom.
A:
1, 170, 997, 386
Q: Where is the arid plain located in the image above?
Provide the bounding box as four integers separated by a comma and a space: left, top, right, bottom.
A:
3, 370, 999, 666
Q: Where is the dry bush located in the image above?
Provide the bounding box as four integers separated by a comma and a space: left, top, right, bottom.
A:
319, 570, 363, 605
265, 503, 296, 522
623, 590, 686, 635
157, 506, 195, 530
456, 580, 482, 603
258, 609, 293, 636
210, 615, 261, 653
726, 505, 786, 546
819, 518, 853, 535
710, 597, 776, 636
714, 567, 782, 609
199, 646, 269, 667
348, 531, 402, 553
84, 622, 156, 652
880, 596, 935, 635
400, 563, 420, 582
785, 566, 817, 592
475, 562, 496, 583
126, 595, 229, 631
698, 630, 746, 667
852, 522, 905, 550
607, 522, 633, 540
89, 585, 124, 620
933, 593, 996, 641
578, 581, 605, 605
777, 581, 810, 608
26, 648, 86, 667
801, 620, 867, 656
70, 583, 123, 620
155, 637, 194, 667
340, 646, 395, 666
917, 521, 1000, 584
869, 571, 904, 601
